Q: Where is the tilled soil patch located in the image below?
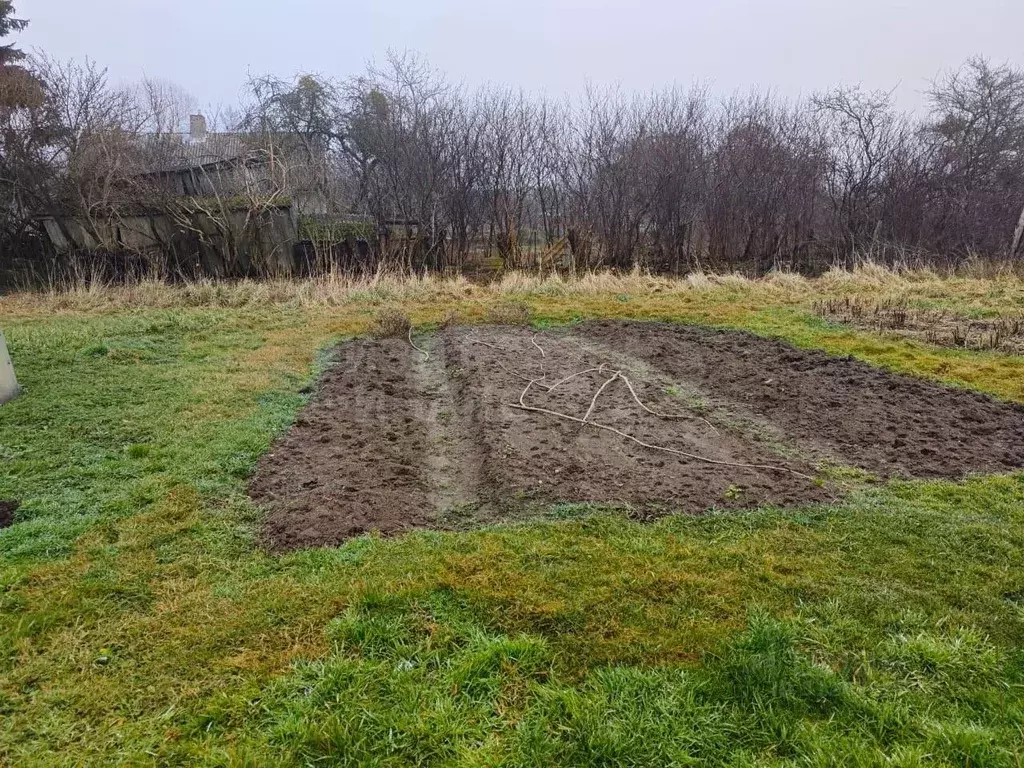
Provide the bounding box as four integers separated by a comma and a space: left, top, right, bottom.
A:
251, 339, 436, 551
252, 321, 1024, 550
442, 327, 827, 520
577, 320, 1024, 478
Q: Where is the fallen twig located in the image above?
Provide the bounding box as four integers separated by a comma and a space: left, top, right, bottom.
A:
496, 361, 544, 384
618, 374, 720, 435
541, 365, 608, 393
509, 378, 813, 480
531, 335, 546, 358
583, 373, 620, 422
468, 338, 507, 352
408, 327, 429, 361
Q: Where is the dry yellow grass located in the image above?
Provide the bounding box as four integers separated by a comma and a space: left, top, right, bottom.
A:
4, 261, 1024, 319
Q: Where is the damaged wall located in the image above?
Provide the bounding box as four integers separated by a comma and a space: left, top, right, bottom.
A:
39, 204, 301, 277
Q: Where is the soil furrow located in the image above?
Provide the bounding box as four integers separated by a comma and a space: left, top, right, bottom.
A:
252, 338, 435, 551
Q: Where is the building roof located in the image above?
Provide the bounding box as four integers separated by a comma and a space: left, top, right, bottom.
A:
136, 133, 253, 174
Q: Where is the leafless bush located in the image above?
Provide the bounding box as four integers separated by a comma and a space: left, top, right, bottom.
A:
372, 307, 412, 338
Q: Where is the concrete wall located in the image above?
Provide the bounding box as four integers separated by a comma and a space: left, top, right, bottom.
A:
0, 331, 19, 405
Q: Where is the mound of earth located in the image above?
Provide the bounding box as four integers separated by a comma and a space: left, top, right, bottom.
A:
0, 500, 18, 529
251, 321, 1024, 551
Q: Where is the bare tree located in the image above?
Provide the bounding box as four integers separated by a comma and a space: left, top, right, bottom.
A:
924, 57, 1024, 258
812, 86, 910, 260
12, 45, 1024, 284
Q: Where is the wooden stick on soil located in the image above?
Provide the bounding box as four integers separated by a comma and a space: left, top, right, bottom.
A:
509, 378, 814, 480
583, 373, 620, 422
618, 373, 720, 435
541, 365, 608, 393
496, 361, 544, 384
499, 361, 719, 434
408, 327, 429, 361
531, 335, 546, 358
469, 338, 507, 351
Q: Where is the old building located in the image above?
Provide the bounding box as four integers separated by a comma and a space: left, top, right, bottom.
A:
37, 115, 365, 276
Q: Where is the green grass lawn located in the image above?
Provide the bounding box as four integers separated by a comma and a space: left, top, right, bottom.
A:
1, 276, 1023, 766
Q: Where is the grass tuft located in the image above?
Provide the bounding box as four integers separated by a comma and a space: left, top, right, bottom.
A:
484, 300, 532, 325
371, 307, 412, 339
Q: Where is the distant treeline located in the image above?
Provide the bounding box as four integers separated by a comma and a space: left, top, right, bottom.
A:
0, 4, 1023, 281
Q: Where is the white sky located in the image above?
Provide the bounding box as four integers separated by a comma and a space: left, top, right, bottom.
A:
18, 0, 1024, 113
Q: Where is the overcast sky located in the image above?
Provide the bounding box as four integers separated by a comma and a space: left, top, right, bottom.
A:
17, 0, 1024, 113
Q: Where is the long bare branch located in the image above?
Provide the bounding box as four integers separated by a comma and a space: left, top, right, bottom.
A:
510, 375, 813, 479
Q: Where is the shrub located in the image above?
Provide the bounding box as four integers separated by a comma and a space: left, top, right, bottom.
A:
373, 308, 412, 338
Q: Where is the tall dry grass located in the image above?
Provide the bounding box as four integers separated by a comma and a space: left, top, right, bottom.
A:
2, 259, 1023, 316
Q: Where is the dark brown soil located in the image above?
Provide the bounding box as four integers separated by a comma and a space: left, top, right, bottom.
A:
577, 320, 1024, 478
251, 339, 436, 551
251, 321, 1024, 551
0, 500, 18, 529
442, 327, 827, 518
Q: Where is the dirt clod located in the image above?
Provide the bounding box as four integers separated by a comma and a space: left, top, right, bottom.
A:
0, 500, 19, 529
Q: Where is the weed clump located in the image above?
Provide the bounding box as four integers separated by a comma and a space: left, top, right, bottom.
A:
441, 310, 463, 328
485, 301, 532, 325
373, 308, 412, 339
